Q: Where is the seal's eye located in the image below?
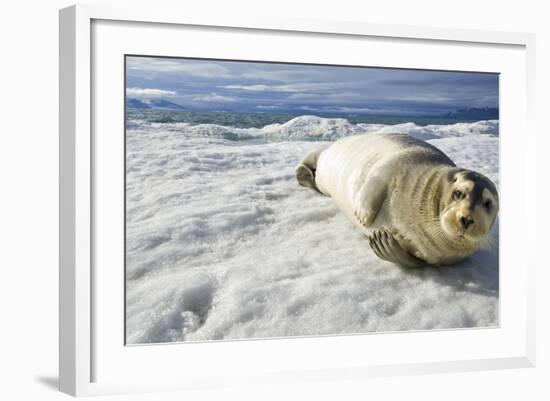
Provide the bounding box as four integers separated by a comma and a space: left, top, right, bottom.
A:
484, 200, 493, 211
453, 190, 463, 200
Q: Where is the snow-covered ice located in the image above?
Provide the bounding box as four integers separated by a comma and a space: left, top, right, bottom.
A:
125, 115, 499, 344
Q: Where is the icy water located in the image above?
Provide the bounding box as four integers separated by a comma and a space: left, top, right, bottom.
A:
127, 109, 491, 129
125, 111, 500, 344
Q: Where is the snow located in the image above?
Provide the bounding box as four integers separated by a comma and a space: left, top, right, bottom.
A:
125, 115, 499, 344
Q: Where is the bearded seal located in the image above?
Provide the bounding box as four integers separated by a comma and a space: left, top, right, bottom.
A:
296, 133, 499, 267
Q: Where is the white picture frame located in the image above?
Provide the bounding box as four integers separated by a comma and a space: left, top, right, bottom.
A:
59, 3, 536, 397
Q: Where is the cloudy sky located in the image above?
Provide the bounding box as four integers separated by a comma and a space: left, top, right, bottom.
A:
126, 56, 499, 115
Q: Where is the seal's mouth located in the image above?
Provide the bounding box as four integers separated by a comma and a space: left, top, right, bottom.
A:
452, 228, 485, 243
440, 212, 482, 243
452, 232, 472, 243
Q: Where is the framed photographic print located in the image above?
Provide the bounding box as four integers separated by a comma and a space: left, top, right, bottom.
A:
59, 4, 536, 396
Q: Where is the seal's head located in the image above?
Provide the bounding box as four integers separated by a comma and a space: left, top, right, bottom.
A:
440, 169, 499, 243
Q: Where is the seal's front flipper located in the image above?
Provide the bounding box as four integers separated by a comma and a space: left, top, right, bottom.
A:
369, 230, 425, 268
353, 173, 388, 228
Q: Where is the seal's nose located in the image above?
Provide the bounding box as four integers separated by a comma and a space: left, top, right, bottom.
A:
460, 215, 474, 229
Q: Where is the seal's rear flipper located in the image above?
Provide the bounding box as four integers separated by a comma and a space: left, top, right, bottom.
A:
296, 147, 325, 192
296, 164, 317, 189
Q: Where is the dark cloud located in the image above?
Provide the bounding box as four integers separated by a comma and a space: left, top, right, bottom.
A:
126, 56, 498, 115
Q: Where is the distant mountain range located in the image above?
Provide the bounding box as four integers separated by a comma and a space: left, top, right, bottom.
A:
126, 98, 187, 110
126, 98, 499, 119
443, 107, 499, 120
